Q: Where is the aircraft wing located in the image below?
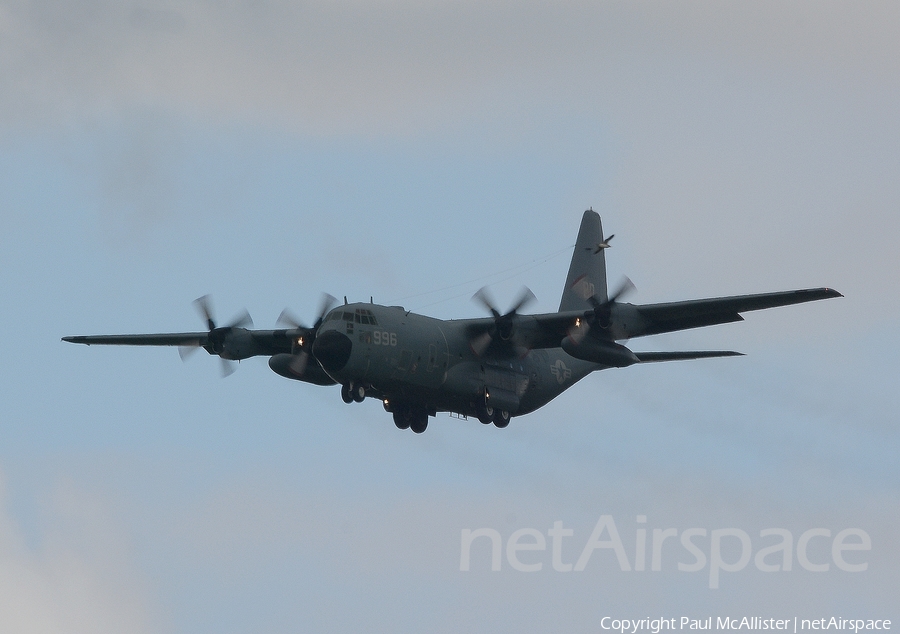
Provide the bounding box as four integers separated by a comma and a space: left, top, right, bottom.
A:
622, 287, 842, 338
63, 333, 208, 346
62, 329, 301, 358
516, 286, 841, 349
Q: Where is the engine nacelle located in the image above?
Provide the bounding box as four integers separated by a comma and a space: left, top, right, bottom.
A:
268, 353, 337, 386
560, 336, 639, 368
207, 328, 262, 360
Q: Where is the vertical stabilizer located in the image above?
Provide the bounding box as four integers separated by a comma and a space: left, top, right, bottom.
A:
558, 209, 609, 312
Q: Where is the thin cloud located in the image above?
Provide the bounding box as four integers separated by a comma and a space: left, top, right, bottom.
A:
0, 471, 157, 634
2, 1, 898, 135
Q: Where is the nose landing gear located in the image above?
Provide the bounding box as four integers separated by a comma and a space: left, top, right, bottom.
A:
340, 382, 367, 404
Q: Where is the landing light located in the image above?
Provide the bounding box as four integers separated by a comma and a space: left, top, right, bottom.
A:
575, 318, 581, 327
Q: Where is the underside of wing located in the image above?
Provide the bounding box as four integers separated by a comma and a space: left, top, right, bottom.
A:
62, 328, 301, 360
626, 287, 842, 338
62, 333, 209, 346
512, 286, 841, 351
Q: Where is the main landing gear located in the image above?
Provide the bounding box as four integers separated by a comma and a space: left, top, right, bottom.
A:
342, 386, 430, 433
476, 402, 511, 428
389, 402, 428, 434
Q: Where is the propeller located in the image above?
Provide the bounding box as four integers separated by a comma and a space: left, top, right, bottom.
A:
470, 286, 536, 356
219, 356, 237, 378
179, 295, 254, 377
277, 293, 337, 375
588, 276, 635, 328
193, 294, 254, 331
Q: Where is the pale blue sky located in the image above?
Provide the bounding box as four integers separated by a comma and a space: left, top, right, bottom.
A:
1, 2, 898, 632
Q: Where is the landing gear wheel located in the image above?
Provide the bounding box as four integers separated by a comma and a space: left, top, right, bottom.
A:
476, 402, 493, 424
393, 403, 428, 433
340, 384, 353, 404
493, 410, 510, 428
351, 383, 366, 403
393, 408, 411, 430
409, 411, 428, 434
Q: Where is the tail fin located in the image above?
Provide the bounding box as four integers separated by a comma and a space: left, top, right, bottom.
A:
558, 209, 609, 312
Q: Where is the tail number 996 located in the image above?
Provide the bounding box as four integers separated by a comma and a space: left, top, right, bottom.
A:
372, 331, 397, 346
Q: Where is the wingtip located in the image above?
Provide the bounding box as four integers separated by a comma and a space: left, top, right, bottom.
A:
62, 336, 93, 345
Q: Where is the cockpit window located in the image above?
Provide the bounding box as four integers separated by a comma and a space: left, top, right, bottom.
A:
325, 308, 379, 325
353, 308, 378, 326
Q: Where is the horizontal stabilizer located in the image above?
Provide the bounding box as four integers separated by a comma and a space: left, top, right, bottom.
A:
634, 351, 744, 363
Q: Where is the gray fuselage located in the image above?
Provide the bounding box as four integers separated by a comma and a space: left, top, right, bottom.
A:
312, 302, 600, 419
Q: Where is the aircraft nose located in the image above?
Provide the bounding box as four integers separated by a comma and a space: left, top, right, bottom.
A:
312, 329, 352, 373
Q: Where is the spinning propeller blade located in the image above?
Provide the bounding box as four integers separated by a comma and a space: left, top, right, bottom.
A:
469, 286, 536, 356
184, 295, 254, 377
277, 293, 337, 374
588, 276, 635, 330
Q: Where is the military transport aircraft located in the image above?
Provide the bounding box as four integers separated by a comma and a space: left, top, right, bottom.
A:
63, 210, 841, 433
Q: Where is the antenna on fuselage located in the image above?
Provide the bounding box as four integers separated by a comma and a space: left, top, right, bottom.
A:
344, 296, 348, 305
